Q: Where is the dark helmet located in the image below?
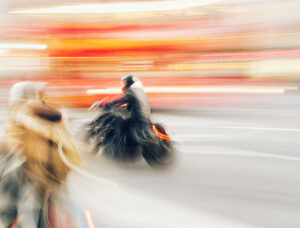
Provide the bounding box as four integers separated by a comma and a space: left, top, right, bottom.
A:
121, 73, 138, 90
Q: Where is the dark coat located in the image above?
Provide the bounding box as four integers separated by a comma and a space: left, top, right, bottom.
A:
105, 81, 151, 120
0, 151, 42, 227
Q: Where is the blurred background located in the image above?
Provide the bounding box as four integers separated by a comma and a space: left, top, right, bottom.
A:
1, 0, 300, 227
1, 0, 300, 108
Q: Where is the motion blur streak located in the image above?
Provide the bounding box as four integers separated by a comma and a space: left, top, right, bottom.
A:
2, 0, 300, 227
9, 0, 222, 14
184, 149, 300, 161
0, 43, 47, 50
87, 86, 297, 95
58, 143, 118, 186
85, 211, 95, 228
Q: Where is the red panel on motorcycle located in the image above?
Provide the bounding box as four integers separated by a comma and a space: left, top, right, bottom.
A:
152, 124, 170, 141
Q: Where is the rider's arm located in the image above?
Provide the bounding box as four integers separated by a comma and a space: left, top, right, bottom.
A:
103, 93, 131, 110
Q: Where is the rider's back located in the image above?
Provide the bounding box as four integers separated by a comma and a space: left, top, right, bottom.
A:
127, 81, 151, 120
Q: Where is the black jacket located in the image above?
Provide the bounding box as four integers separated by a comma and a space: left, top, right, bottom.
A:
105, 81, 151, 119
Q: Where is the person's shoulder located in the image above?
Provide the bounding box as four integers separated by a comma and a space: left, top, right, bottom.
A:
125, 89, 136, 98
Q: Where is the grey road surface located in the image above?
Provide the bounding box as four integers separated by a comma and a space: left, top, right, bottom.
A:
1, 93, 300, 228
66, 93, 300, 228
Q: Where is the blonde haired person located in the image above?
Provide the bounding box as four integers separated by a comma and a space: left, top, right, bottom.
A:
0, 82, 81, 228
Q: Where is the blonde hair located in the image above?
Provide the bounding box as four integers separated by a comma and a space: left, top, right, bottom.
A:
6, 82, 80, 190
9, 81, 46, 106
6, 101, 81, 190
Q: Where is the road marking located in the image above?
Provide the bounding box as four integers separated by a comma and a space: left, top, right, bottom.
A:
184, 149, 300, 162
211, 126, 300, 132
170, 125, 300, 133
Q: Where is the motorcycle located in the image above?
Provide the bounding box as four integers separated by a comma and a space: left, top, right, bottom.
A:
86, 100, 174, 167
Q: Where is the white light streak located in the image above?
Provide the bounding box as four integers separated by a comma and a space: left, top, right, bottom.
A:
87, 86, 298, 95
85, 211, 96, 228
0, 43, 47, 50
10, 0, 221, 14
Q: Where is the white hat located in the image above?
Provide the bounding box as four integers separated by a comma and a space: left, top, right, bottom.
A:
9, 81, 47, 106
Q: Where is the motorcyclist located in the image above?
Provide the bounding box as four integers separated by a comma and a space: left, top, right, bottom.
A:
102, 74, 151, 119
88, 74, 173, 167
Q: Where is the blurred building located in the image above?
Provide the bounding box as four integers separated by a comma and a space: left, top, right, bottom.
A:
0, 0, 300, 108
